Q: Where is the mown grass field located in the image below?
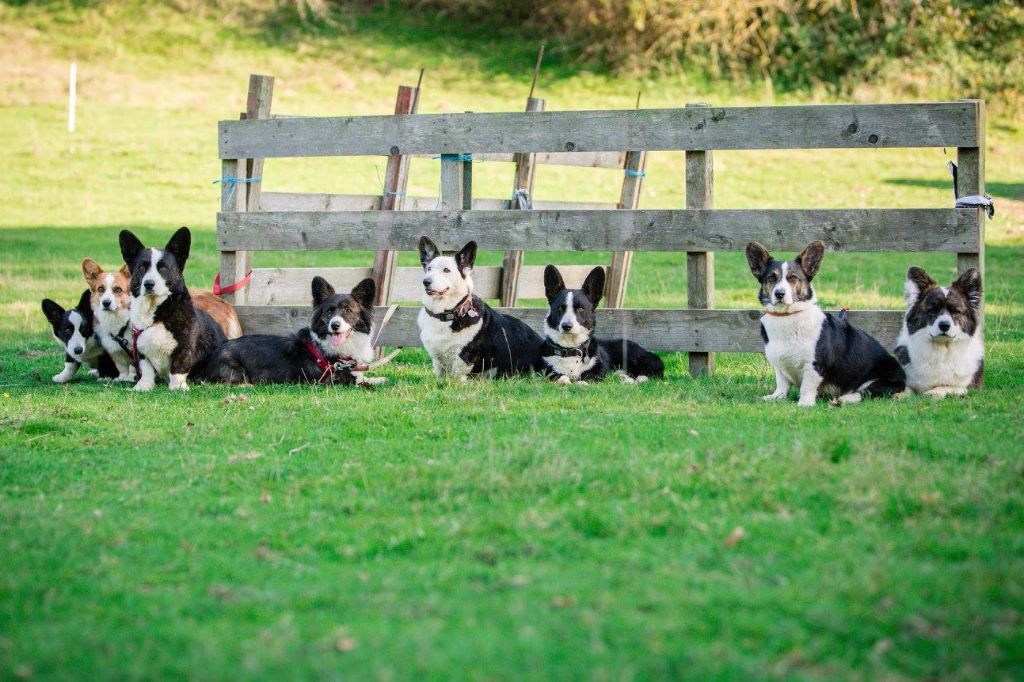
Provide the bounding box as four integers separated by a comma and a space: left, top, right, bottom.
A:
1, 3, 1023, 680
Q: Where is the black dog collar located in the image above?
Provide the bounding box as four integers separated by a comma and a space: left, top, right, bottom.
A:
543, 338, 590, 359
424, 294, 477, 323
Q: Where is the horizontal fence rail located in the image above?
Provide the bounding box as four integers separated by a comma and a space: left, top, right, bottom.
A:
219, 208, 978, 253
220, 103, 979, 159
233, 306, 905, 353
259, 192, 619, 212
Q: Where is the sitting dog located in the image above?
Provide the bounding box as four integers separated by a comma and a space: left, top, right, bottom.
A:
198, 277, 379, 386
541, 264, 664, 384
82, 259, 136, 381
894, 266, 983, 398
745, 240, 905, 406
119, 227, 228, 391
41, 290, 118, 383
417, 236, 540, 379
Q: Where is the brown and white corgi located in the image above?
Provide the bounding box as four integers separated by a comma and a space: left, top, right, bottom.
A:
82, 258, 136, 381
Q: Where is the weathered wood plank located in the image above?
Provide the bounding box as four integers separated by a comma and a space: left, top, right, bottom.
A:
474, 151, 627, 168
218, 208, 978, 253
234, 305, 905, 353
220, 103, 979, 159
259, 192, 617, 212
218, 157, 249, 305
686, 103, 715, 377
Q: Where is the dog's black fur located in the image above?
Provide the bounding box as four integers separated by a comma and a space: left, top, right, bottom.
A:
199, 277, 375, 385
41, 290, 119, 381
120, 227, 227, 389
540, 265, 663, 383
417, 237, 541, 378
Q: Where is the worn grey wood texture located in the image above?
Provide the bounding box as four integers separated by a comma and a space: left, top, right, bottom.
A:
234, 305, 904, 352
219, 208, 978, 253
501, 96, 544, 307
246, 264, 603, 305
605, 149, 646, 308
218, 157, 249, 305
259, 192, 617, 212
220, 103, 980, 159
685, 103, 715, 376
474, 151, 627, 168
956, 99, 986, 276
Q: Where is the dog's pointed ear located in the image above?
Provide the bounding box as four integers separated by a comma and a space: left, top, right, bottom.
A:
745, 242, 771, 280
76, 289, 93, 314
543, 264, 565, 303
582, 266, 606, 306
118, 264, 131, 279
419, 236, 439, 268
82, 258, 103, 282
797, 240, 826, 279
351, 278, 376, 308
904, 266, 937, 307
119, 230, 145, 267
41, 299, 65, 327
165, 227, 191, 271
455, 241, 477, 275
311, 276, 335, 306
951, 267, 982, 309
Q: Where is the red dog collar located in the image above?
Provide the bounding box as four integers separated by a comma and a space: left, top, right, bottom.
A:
304, 340, 369, 383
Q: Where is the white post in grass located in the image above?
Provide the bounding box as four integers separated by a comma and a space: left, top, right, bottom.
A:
68, 62, 77, 133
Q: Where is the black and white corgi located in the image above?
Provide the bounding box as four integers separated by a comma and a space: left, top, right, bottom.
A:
745, 240, 905, 406
199, 277, 381, 386
894, 266, 983, 398
82, 258, 136, 382
119, 227, 228, 391
417, 236, 541, 379
541, 265, 664, 384
41, 290, 118, 383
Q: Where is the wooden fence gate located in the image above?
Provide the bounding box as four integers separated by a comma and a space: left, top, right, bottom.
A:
217, 99, 985, 377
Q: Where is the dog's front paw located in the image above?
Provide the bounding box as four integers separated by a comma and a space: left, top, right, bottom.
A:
52, 372, 73, 384
634, 375, 649, 383
762, 391, 785, 402
797, 397, 816, 408
133, 380, 155, 392
617, 372, 636, 385
358, 376, 387, 386
555, 375, 572, 385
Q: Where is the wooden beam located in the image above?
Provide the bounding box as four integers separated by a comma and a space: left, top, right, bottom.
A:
219, 103, 980, 159
234, 305, 905, 353
606, 149, 646, 308
501, 96, 544, 307
218, 208, 979, 254
686, 103, 715, 377
956, 99, 986, 382
473, 151, 627, 168
258, 192, 619, 212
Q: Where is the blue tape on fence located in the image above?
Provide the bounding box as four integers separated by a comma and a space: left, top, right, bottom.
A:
214, 177, 263, 185
434, 153, 474, 162
624, 168, 646, 178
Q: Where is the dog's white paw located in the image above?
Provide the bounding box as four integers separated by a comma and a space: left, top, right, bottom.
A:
762, 392, 785, 402
634, 375, 649, 384
52, 364, 76, 383
87, 369, 100, 377
556, 375, 572, 385
830, 392, 862, 407
358, 376, 387, 386
618, 372, 636, 385
134, 380, 156, 392
797, 398, 816, 408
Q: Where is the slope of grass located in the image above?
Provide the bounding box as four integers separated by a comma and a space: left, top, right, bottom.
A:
1, 2, 1023, 679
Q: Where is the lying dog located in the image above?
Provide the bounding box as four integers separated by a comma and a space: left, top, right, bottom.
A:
541, 265, 664, 384
119, 227, 228, 391
746, 240, 905, 406
417, 236, 541, 379
894, 266, 983, 398
198, 277, 380, 386
41, 290, 118, 383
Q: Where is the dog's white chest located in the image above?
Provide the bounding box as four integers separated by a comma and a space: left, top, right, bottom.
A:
137, 324, 177, 376
544, 353, 596, 380
899, 326, 982, 392
418, 309, 480, 376
762, 309, 825, 383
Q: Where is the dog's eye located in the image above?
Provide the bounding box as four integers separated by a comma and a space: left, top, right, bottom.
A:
98, 286, 105, 293
575, 305, 583, 311
787, 274, 797, 282
767, 273, 778, 282
443, 267, 451, 274
113, 287, 122, 294
558, 305, 565, 312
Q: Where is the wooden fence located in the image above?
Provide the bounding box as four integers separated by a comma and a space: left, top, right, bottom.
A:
218, 98, 985, 376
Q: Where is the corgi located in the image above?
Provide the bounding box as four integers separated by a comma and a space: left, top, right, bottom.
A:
541, 265, 664, 384
41, 290, 118, 383
894, 266, 983, 398
417, 236, 541, 379
745, 240, 905, 406
198, 277, 379, 386
192, 290, 242, 340
119, 227, 228, 391
82, 258, 136, 381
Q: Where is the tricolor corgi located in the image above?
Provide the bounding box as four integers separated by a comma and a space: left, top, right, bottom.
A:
745, 240, 905, 406
894, 266, 983, 398
199, 277, 378, 386
417, 236, 541, 379
82, 258, 135, 381
119, 227, 228, 391
41, 290, 118, 383
541, 265, 664, 384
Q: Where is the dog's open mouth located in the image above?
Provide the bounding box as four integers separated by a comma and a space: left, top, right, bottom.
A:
326, 330, 352, 347
425, 287, 450, 297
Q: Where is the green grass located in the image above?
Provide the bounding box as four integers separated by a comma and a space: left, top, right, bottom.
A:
2, 2, 1024, 679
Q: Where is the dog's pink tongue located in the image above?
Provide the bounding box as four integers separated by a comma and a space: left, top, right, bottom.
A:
328, 331, 351, 348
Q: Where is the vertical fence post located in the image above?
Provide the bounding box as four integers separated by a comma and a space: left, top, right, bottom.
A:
606, 149, 647, 307
685, 102, 715, 377
956, 98, 986, 377
219, 74, 273, 306
440, 154, 471, 211
371, 84, 420, 307
501, 96, 544, 307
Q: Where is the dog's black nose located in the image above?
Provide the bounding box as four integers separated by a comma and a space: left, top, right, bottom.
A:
938, 320, 951, 333
560, 322, 573, 332
773, 290, 785, 301
143, 279, 155, 291
102, 300, 112, 309
422, 278, 431, 288
330, 320, 342, 332
73, 346, 83, 355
